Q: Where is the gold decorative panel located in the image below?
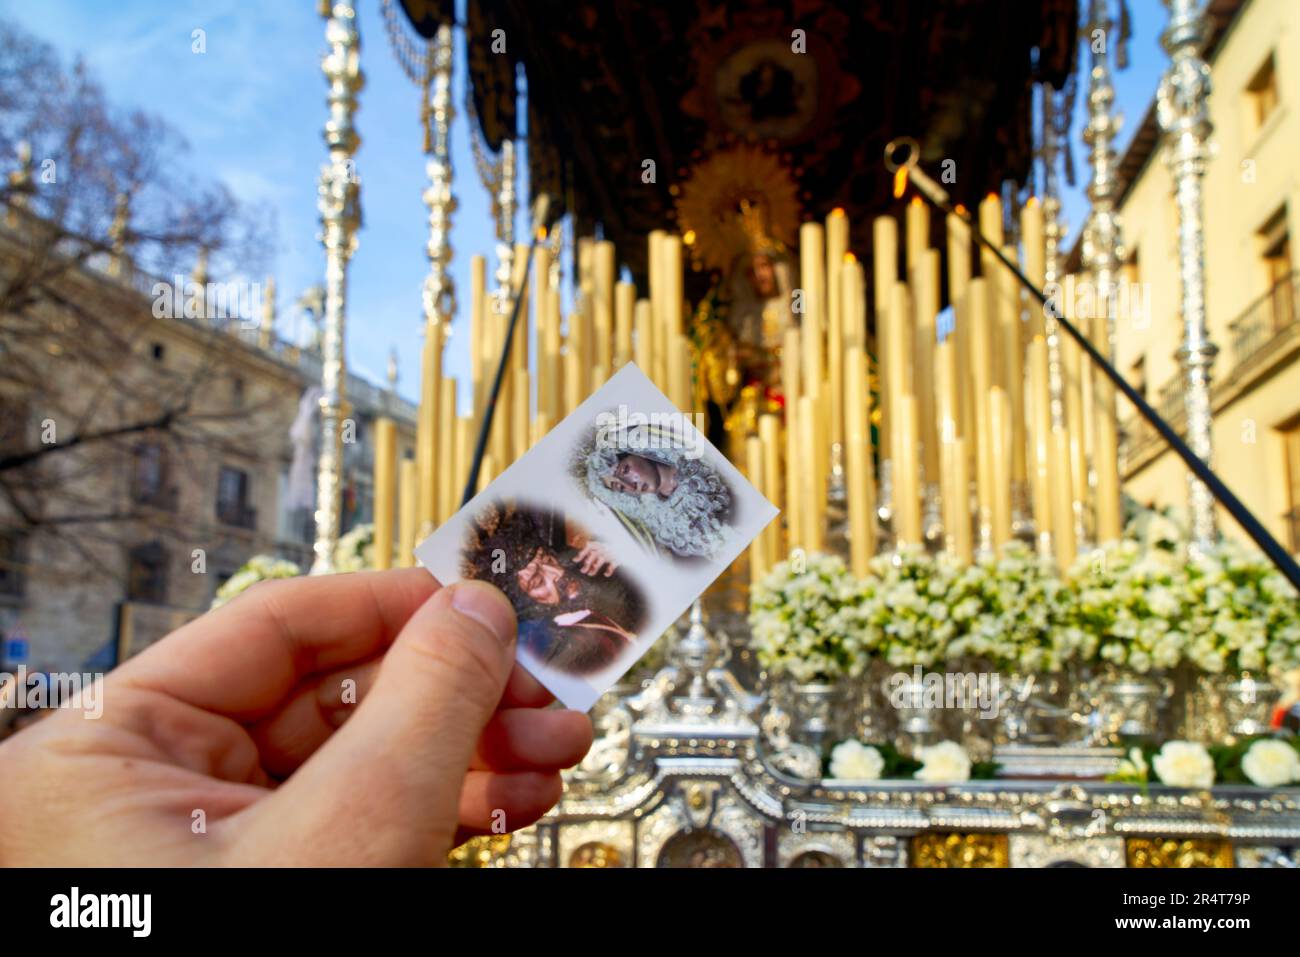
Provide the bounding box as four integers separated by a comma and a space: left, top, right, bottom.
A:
447, 834, 512, 867
910, 833, 1009, 868
1125, 838, 1234, 869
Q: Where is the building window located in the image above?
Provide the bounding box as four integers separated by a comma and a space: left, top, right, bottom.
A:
0, 530, 27, 599
231, 376, 245, 407
1130, 356, 1147, 402
151, 342, 166, 361
0, 398, 28, 455
1258, 208, 1294, 332
216, 466, 256, 529
1285, 423, 1300, 553
130, 442, 176, 510
1246, 54, 1279, 129
127, 541, 168, 604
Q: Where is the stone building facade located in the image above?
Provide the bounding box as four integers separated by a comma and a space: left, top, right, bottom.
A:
0, 219, 417, 675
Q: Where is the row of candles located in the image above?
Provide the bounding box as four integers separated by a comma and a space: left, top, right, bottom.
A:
371, 193, 1127, 582
742, 194, 1125, 583
370, 227, 695, 569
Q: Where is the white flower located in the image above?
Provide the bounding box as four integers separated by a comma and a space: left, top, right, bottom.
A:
914, 741, 971, 783
829, 740, 885, 780
1128, 746, 1148, 777
1241, 739, 1300, 788
1152, 740, 1215, 789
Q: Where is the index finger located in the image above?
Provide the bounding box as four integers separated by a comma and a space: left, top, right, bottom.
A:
114, 568, 439, 722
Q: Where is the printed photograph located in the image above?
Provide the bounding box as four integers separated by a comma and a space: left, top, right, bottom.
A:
416, 364, 776, 711
460, 498, 649, 681
572, 412, 735, 563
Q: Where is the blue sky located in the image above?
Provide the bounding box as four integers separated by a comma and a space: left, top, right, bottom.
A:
1, 0, 1170, 407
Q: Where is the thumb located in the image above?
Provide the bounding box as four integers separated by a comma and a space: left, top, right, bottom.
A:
235, 580, 518, 865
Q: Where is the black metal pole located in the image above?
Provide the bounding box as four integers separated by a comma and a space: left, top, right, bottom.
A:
460, 196, 551, 508
885, 140, 1300, 593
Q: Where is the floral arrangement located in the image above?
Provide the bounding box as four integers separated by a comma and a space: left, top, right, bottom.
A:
945, 541, 1079, 673
208, 523, 379, 610
750, 534, 1299, 680
211, 554, 303, 608
857, 546, 963, 668
1181, 541, 1300, 674
827, 738, 998, 782
750, 553, 869, 683
334, 522, 376, 573
1064, 539, 1189, 674
1109, 736, 1300, 789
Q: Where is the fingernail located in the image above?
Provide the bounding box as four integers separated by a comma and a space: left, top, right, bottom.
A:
450, 580, 516, 645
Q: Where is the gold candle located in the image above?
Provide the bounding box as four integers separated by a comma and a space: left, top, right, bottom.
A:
798, 394, 825, 552
913, 249, 941, 489
842, 254, 866, 351
799, 221, 826, 391
540, 303, 561, 424
969, 277, 994, 540
978, 193, 1004, 277
594, 240, 615, 372
417, 320, 442, 531
1027, 336, 1054, 553
398, 458, 418, 568
784, 393, 802, 552
647, 230, 665, 387
470, 254, 488, 421
872, 216, 898, 317
942, 435, 973, 563
845, 347, 876, 576
999, 243, 1027, 484
988, 385, 1013, 550
614, 280, 634, 369
454, 415, 471, 510
782, 327, 803, 549
947, 207, 974, 451
873, 216, 899, 462
563, 332, 583, 418
1060, 276, 1088, 523
886, 281, 914, 472
1049, 426, 1077, 571
512, 369, 530, 464
531, 411, 551, 449
905, 195, 929, 273
893, 394, 923, 547
1021, 198, 1046, 336
759, 413, 783, 559
746, 435, 769, 582
826, 237, 847, 448
372, 416, 397, 570
1092, 309, 1122, 543
634, 298, 652, 374
437, 377, 457, 522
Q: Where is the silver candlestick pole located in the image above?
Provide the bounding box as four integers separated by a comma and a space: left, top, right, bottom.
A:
1080, 0, 1127, 551
423, 23, 457, 357
1040, 84, 1068, 432
493, 139, 518, 318
311, 1, 364, 575
1158, 0, 1218, 554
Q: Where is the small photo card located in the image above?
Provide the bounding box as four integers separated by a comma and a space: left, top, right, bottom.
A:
414, 363, 777, 711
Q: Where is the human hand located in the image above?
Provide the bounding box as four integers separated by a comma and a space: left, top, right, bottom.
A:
0, 569, 592, 866
574, 541, 618, 577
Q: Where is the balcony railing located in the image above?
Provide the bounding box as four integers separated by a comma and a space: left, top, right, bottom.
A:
216, 501, 258, 531
1228, 271, 1299, 372
130, 483, 179, 512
